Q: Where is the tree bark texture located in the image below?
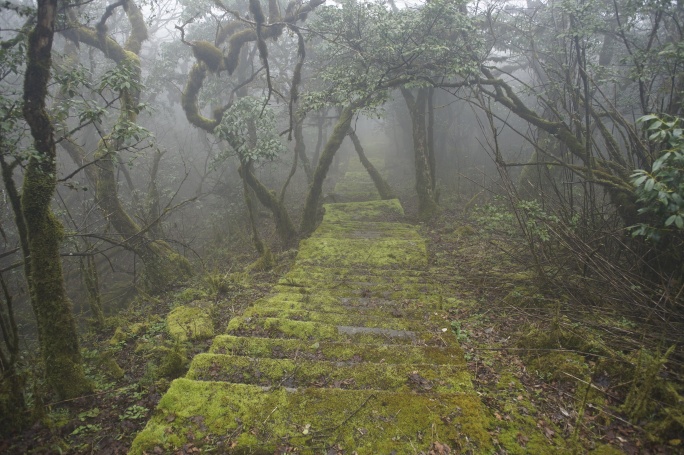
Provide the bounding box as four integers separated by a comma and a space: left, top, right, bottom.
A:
400, 88, 438, 220
21, 0, 91, 399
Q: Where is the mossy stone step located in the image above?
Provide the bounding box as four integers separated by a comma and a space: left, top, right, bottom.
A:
226, 316, 457, 346
270, 284, 437, 300
320, 199, 405, 223
241, 307, 436, 331
209, 336, 466, 365
311, 221, 422, 240
129, 378, 490, 454
276, 278, 433, 296
185, 353, 472, 392
284, 266, 464, 287
296, 237, 427, 268
280, 268, 435, 286
245, 300, 437, 321
260, 292, 443, 311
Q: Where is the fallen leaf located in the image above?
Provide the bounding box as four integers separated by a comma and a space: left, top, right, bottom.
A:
428, 441, 451, 454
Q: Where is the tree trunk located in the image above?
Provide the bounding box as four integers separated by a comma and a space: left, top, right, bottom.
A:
300, 105, 355, 235
240, 162, 298, 246
311, 110, 327, 169
400, 88, 438, 220
427, 87, 437, 194
242, 167, 274, 270
0, 262, 26, 434
80, 253, 104, 328
347, 128, 395, 200
21, 0, 91, 399
294, 111, 313, 184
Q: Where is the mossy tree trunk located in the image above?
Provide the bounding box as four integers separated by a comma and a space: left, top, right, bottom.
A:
21, 0, 91, 400
400, 88, 439, 220
300, 105, 356, 235
347, 128, 395, 200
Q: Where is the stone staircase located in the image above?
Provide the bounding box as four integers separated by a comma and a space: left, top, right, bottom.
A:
130, 157, 490, 454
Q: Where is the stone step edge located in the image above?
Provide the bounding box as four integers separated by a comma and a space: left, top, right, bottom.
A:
208, 335, 466, 365
185, 353, 473, 393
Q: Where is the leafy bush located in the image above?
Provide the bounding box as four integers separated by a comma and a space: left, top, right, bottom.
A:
631, 114, 684, 241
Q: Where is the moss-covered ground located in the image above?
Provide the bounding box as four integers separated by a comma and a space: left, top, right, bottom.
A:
130, 166, 491, 454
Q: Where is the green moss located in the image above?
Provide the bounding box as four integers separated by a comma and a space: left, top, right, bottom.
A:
129, 322, 147, 336
241, 307, 422, 331
489, 374, 574, 454
187, 353, 472, 392
591, 444, 628, 454
322, 200, 405, 223
210, 335, 465, 365
175, 288, 208, 305
528, 352, 589, 382
191, 40, 225, 73
516, 317, 605, 355
97, 351, 125, 379
449, 224, 476, 238
167, 304, 214, 342
130, 379, 491, 454
226, 316, 453, 346
247, 248, 275, 272
295, 236, 427, 269
156, 346, 189, 379
109, 327, 126, 346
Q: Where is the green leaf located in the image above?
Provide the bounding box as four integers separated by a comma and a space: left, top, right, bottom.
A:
633, 174, 648, 186
644, 178, 655, 192
637, 114, 658, 124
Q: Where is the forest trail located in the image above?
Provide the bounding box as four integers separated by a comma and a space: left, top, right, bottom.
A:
130, 159, 490, 453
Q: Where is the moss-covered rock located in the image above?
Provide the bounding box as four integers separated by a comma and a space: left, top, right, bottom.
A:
97, 351, 125, 379
109, 327, 127, 346
167, 303, 214, 342
155, 346, 189, 379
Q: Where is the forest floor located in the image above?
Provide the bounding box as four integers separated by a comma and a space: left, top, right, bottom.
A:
2, 199, 682, 454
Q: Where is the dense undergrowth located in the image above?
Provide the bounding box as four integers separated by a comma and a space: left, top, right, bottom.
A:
421, 196, 684, 454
